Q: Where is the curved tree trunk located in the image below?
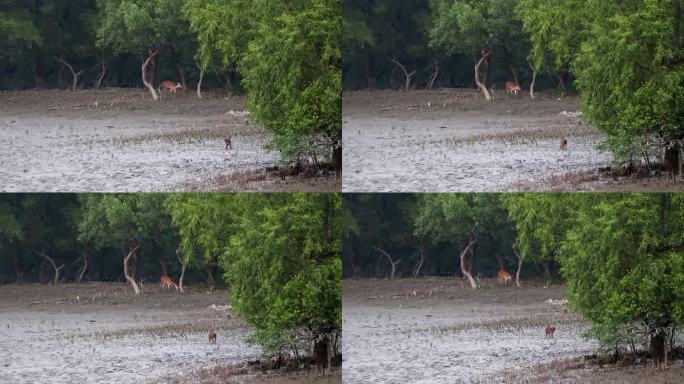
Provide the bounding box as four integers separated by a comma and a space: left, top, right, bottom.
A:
94, 57, 107, 90
527, 56, 537, 99
475, 48, 494, 102
123, 242, 142, 295
413, 240, 426, 278
459, 236, 479, 289
76, 245, 89, 284
372, 245, 402, 280
177, 255, 186, 293
36, 250, 64, 285
512, 245, 523, 288
142, 49, 160, 100
427, 58, 440, 90
195, 60, 204, 99
55, 57, 83, 91
389, 58, 416, 91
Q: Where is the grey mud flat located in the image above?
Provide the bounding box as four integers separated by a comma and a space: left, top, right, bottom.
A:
0, 283, 258, 384
342, 279, 598, 384
0, 89, 280, 192
342, 89, 612, 192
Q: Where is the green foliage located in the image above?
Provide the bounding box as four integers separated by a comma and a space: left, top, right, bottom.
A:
518, 0, 684, 159
239, 0, 341, 160
0, 9, 41, 60
78, 194, 171, 249
574, 0, 684, 155
220, 193, 341, 354
508, 193, 684, 349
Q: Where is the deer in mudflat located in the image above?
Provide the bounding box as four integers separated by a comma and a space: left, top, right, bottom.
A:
159, 80, 183, 93
208, 330, 217, 344
545, 325, 556, 338
224, 137, 232, 149
497, 269, 512, 284
560, 137, 568, 150
159, 274, 179, 291
505, 81, 521, 96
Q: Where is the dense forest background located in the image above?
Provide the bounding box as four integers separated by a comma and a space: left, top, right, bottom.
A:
344, 193, 684, 352
343, 1, 683, 163
0, 193, 342, 354
0, 0, 341, 163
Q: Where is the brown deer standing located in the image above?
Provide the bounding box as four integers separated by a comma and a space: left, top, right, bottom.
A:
208, 330, 217, 344
224, 137, 232, 149
497, 270, 512, 284
159, 80, 183, 93
159, 275, 179, 291
505, 81, 521, 96
545, 325, 556, 338
560, 137, 568, 150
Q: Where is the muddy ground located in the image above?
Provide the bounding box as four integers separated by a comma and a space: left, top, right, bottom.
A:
342, 89, 683, 192
0, 89, 339, 192
0, 283, 338, 384
342, 278, 684, 384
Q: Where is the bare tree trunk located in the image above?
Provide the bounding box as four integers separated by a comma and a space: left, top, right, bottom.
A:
389, 58, 416, 91
55, 57, 83, 91
142, 49, 160, 100
76, 246, 89, 284
123, 243, 142, 295
176, 64, 187, 92
206, 265, 215, 286
177, 255, 186, 293
95, 56, 107, 89
413, 241, 426, 278
195, 59, 204, 99
427, 58, 440, 90
372, 245, 402, 280
527, 56, 537, 99
459, 236, 479, 289
542, 261, 551, 279
35, 250, 64, 285
475, 48, 494, 102
512, 246, 523, 288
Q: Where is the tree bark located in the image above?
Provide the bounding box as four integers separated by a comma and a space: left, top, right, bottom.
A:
35, 250, 64, 285
123, 242, 142, 295
475, 48, 494, 102
512, 246, 523, 288
413, 240, 426, 278
527, 56, 537, 99
142, 49, 160, 100
372, 245, 402, 280
427, 58, 440, 90
459, 236, 479, 289
94, 56, 107, 90
177, 255, 186, 293
76, 246, 89, 284
55, 57, 83, 92
195, 60, 204, 99
389, 58, 416, 91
